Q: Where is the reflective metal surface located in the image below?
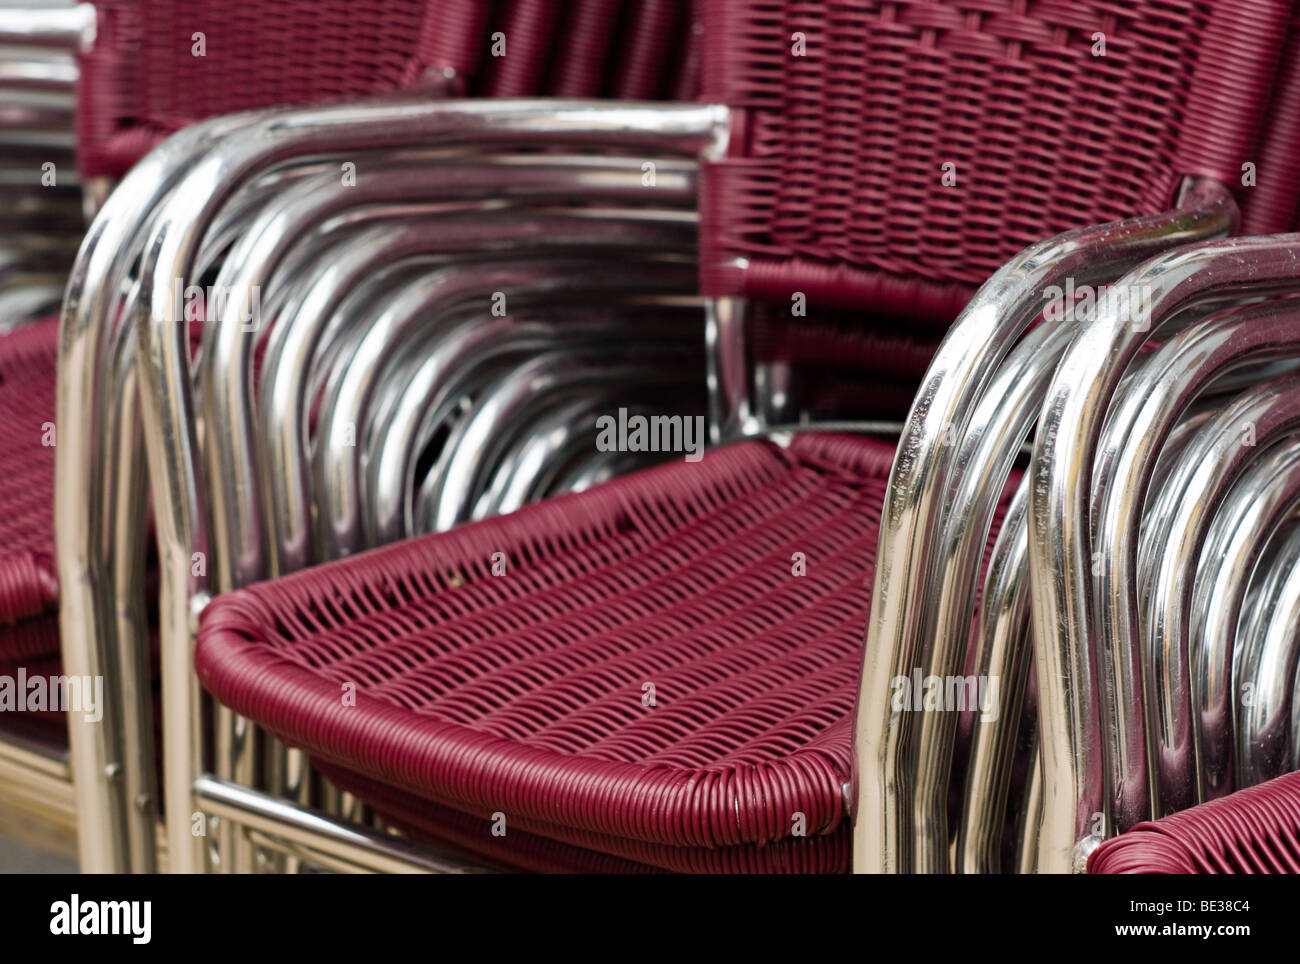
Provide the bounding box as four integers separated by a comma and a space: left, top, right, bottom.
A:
857, 177, 1236, 874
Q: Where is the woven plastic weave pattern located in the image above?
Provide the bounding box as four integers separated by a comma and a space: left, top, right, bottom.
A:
0, 320, 59, 645
698, 0, 1290, 319
1089, 771, 1300, 873
78, 0, 699, 178
197, 434, 899, 856
78, 0, 487, 177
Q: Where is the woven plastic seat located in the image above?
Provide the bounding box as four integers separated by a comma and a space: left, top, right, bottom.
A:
197, 434, 901, 867
1089, 771, 1300, 873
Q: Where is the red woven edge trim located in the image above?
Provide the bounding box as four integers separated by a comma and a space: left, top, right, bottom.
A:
1089, 771, 1300, 873
318, 760, 848, 873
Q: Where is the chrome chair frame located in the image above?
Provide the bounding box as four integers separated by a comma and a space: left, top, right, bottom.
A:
1140, 373, 1300, 797
371, 299, 704, 541
312, 255, 696, 557
1193, 445, 1300, 789
1091, 300, 1300, 815
422, 345, 701, 532
1025, 222, 1300, 871
58, 97, 726, 872
1233, 517, 1300, 783
857, 177, 1237, 873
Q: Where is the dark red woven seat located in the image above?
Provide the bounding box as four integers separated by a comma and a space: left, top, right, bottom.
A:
0, 320, 60, 659
1089, 771, 1300, 873
197, 434, 900, 868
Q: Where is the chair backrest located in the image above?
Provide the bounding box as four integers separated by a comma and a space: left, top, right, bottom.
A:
76, 0, 700, 179
698, 0, 1292, 324
76, 0, 486, 178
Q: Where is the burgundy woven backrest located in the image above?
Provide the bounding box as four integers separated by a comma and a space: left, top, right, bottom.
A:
699, 0, 1293, 324
77, 0, 699, 179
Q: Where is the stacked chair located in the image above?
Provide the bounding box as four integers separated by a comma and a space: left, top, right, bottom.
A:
0, 0, 696, 871
54, 0, 1293, 876
53, 0, 702, 873
853, 3, 1300, 873
2, 0, 1294, 873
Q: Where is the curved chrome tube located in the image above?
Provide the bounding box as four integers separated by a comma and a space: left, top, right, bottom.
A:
1192, 443, 1300, 798
54, 117, 350, 874
370, 302, 700, 543
476, 391, 700, 519
206, 172, 695, 591
451, 387, 704, 526
857, 177, 1237, 874
956, 475, 1032, 873
1137, 403, 1222, 613
425, 347, 700, 531
1235, 523, 1300, 785
258, 226, 695, 576
59, 109, 265, 873
1026, 224, 1300, 873
314, 255, 695, 557
1092, 300, 1300, 817
1142, 376, 1300, 773
1015, 734, 1044, 874
473, 395, 625, 519
910, 318, 1080, 871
